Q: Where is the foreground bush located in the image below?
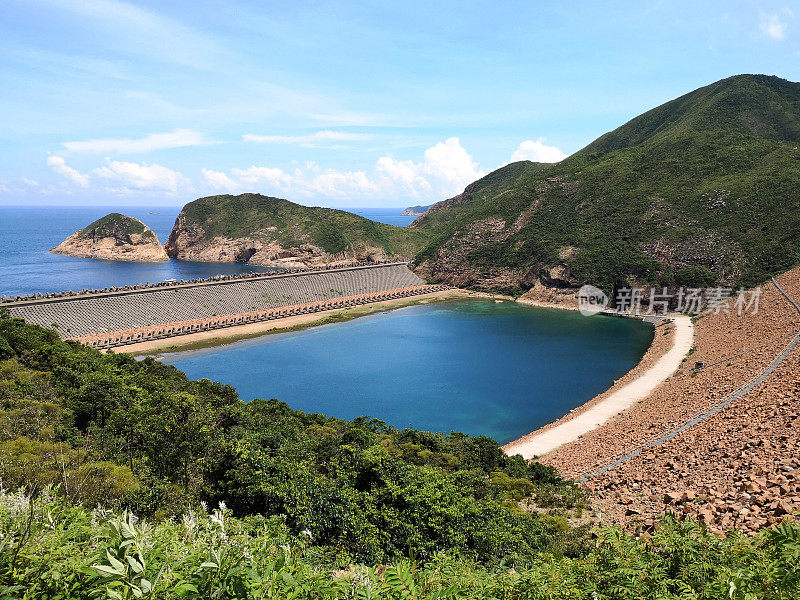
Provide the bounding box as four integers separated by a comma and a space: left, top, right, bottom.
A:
0, 312, 588, 564
0, 490, 797, 599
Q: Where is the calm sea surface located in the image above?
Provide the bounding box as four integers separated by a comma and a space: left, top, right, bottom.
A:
164, 300, 653, 444
0, 206, 414, 296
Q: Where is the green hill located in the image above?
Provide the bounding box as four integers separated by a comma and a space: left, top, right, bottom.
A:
166, 194, 428, 264
78, 213, 155, 241
582, 74, 800, 154
412, 74, 800, 293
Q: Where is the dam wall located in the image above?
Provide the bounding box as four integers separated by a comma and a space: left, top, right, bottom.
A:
6, 263, 429, 341
77, 285, 448, 350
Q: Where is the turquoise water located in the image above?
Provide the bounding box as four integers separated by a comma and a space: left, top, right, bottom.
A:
0, 206, 414, 296
164, 300, 653, 444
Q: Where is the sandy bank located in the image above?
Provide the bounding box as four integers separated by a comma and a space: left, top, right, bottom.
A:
503, 315, 693, 459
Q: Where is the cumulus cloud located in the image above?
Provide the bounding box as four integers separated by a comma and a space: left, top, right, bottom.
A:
760, 9, 793, 40
62, 129, 213, 153
375, 156, 432, 195
311, 169, 377, 197
201, 168, 240, 192
204, 137, 482, 201
223, 164, 376, 198
420, 137, 485, 195
46, 155, 90, 187
92, 159, 187, 192
510, 138, 568, 163
230, 166, 294, 188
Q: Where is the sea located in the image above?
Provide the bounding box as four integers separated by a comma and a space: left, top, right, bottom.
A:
0, 205, 653, 442
0, 206, 415, 297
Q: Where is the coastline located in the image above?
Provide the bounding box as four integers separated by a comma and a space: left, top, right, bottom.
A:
118, 285, 676, 461
503, 316, 674, 447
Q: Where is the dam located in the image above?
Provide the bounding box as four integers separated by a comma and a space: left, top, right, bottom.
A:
3, 262, 446, 350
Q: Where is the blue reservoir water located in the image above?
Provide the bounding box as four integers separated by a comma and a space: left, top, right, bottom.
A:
164, 300, 653, 444
1, 205, 651, 442
0, 206, 414, 296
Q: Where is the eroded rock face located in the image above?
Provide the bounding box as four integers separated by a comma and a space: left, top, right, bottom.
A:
51, 214, 168, 262
165, 212, 391, 267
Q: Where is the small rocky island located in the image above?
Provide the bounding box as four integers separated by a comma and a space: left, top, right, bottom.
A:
401, 204, 433, 216
51, 213, 169, 262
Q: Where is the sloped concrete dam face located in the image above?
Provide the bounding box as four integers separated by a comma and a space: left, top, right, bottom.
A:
7, 263, 426, 339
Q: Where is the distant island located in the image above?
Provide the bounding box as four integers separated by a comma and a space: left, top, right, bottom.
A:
165, 193, 427, 267
50, 213, 168, 262
401, 204, 433, 216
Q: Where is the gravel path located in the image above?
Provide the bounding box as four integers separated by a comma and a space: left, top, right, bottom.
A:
504, 314, 694, 459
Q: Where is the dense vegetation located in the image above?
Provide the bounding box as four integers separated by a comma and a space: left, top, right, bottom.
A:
0, 311, 585, 567
1, 313, 799, 598
412, 75, 800, 293
174, 194, 427, 256
78, 213, 154, 241
2, 486, 799, 598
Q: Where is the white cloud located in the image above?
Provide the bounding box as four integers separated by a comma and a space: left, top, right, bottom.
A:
420, 137, 484, 194
199, 137, 489, 202
310, 169, 377, 197
242, 130, 373, 145
92, 159, 187, 192
22, 178, 39, 187
375, 156, 432, 195
213, 137, 481, 200
201, 169, 240, 192
231, 166, 294, 188
46, 156, 90, 187
760, 9, 792, 40
62, 129, 213, 153
511, 138, 568, 163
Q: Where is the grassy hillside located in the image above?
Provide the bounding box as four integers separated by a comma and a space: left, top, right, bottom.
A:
178, 194, 427, 256
78, 213, 154, 240
412, 75, 800, 293
582, 74, 800, 154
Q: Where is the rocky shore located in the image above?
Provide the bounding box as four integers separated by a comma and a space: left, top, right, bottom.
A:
540, 267, 800, 534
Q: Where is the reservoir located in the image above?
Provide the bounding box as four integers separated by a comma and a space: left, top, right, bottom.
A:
163, 299, 654, 444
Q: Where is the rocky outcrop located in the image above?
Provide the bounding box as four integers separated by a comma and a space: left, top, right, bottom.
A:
51, 213, 168, 262
165, 211, 393, 268
163, 194, 429, 267
542, 266, 800, 535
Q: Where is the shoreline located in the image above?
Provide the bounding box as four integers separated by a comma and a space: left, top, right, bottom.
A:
543, 270, 800, 533
121, 289, 466, 355
503, 314, 693, 459
124, 286, 674, 459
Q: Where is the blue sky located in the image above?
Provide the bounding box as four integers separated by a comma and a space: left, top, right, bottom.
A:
1, 0, 798, 207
